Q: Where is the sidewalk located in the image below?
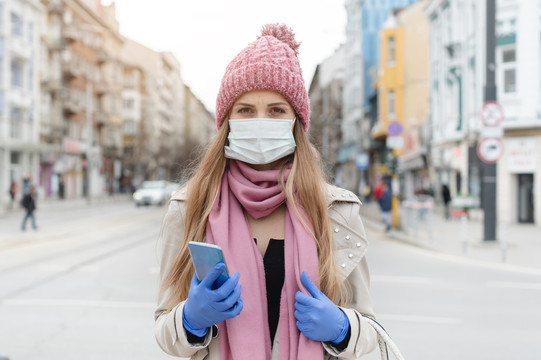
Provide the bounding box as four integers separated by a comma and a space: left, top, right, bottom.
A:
0, 194, 132, 245
0, 194, 131, 217
360, 200, 541, 272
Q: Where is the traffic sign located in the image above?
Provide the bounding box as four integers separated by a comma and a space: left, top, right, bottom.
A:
355, 153, 369, 170
481, 101, 504, 127
386, 136, 404, 149
387, 121, 403, 136
477, 137, 504, 163
480, 126, 503, 139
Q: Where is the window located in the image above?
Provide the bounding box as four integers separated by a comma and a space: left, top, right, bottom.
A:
504, 69, 516, 93
388, 90, 396, 118
11, 61, 23, 88
28, 22, 33, 43
501, 47, 516, 93
0, 38, 4, 84
388, 36, 396, 65
124, 98, 134, 110
11, 13, 23, 37
28, 60, 33, 91
68, 120, 79, 139
10, 108, 23, 138
123, 120, 136, 135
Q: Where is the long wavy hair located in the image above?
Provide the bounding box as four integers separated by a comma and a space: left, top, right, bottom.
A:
161, 119, 349, 310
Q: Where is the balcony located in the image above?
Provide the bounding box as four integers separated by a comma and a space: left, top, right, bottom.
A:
47, 0, 64, 14
9, 88, 32, 109
62, 61, 81, 80
10, 37, 32, 61
95, 82, 109, 95
63, 24, 80, 42
47, 38, 66, 50
96, 50, 110, 64
62, 90, 81, 115
96, 111, 110, 125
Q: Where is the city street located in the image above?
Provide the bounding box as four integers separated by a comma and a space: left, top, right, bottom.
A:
0, 200, 540, 360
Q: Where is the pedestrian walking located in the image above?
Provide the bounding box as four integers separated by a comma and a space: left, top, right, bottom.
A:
378, 182, 392, 232
441, 184, 451, 220
21, 185, 37, 231
155, 24, 380, 359
9, 180, 17, 208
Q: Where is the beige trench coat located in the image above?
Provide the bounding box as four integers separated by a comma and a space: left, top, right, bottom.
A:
154, 184, 379, 359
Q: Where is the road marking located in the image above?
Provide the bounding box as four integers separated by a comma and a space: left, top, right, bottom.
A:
371, 275, 432, 284
487, 281, 541, 290
39, 265, 99, 272
1, 298, 156, 309
377, 313, 462, 325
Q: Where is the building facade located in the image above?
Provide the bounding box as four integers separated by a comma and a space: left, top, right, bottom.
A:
426, 0, 541, 224
0, 0, 44, 209
374, 0, 430, 199
120, 39, 186, 185
309, 45, 346, 184
0, 0, 211, 213
341, 0, 420, 195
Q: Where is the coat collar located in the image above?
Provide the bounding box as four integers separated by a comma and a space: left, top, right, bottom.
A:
171, 182, 366, 280
171, 182, 361, 206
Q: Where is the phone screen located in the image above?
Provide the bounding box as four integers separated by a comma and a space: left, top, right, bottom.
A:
188, 242, 229, 289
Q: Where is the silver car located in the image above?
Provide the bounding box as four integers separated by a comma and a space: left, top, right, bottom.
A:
133, 180, 170, 206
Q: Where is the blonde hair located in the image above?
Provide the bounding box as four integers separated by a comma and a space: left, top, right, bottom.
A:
161, 120, 348, 310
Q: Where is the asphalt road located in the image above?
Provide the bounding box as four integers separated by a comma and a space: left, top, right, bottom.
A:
0, 200, 539, 359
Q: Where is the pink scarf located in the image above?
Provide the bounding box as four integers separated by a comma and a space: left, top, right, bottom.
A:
206, 160, 323, 360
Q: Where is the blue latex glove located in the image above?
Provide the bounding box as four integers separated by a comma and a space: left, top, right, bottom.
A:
294, 271, 349, 343
182, 263, 243, 337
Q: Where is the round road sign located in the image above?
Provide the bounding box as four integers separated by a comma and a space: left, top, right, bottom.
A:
481, 101, 504, 127
387, 120, 403, 136
477, 137, 504, 163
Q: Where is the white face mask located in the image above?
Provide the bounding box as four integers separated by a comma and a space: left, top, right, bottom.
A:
224, 118, 296, 165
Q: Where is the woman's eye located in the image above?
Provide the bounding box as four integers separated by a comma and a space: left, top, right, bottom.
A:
270, 107, 286, 114
237, 107, 252, 113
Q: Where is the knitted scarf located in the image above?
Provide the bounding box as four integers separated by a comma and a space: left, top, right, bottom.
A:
206, 160, 323, 359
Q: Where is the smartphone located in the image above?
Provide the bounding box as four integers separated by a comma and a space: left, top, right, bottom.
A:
188, 241, 229, 289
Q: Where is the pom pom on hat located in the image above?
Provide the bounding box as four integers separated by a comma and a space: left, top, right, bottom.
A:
259, 23, 301, 56
216, 23, 310, 132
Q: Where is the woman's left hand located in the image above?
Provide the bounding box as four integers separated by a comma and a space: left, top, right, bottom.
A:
294, 271, 349, 343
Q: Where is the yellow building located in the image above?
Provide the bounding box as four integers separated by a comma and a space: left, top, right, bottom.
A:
373, 22, 405, 146
374, 0, 430, 225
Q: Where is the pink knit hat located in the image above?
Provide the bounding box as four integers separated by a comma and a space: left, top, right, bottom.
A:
216, 23, 310, 132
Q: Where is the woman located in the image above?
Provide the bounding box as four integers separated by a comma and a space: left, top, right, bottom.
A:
155, 23, 379, 359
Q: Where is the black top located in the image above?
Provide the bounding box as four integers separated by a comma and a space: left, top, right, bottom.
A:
255, 238, 285, 346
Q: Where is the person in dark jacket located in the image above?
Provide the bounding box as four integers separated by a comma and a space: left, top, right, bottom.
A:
21, 185, 37, 231
378, 182, 392, 232
441, 184, 451, 220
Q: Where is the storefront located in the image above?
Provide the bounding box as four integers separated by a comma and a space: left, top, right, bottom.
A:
502, 137, 537, 224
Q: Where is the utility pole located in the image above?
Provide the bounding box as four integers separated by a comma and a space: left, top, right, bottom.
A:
483, 0, 497, 241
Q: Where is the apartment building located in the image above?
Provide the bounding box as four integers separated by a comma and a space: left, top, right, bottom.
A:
374, 0, 430, 199
0, 0, 43, 210
426, 0, 541, 224
121, 38, 185, 183
309, 45, 345, 184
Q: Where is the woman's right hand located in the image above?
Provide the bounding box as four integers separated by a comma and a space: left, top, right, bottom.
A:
182, 263, 243, 336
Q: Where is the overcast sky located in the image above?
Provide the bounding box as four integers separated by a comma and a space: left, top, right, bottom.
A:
105, 0, 346, 114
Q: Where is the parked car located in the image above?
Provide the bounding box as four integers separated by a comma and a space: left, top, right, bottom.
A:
133, 180, 170, 206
